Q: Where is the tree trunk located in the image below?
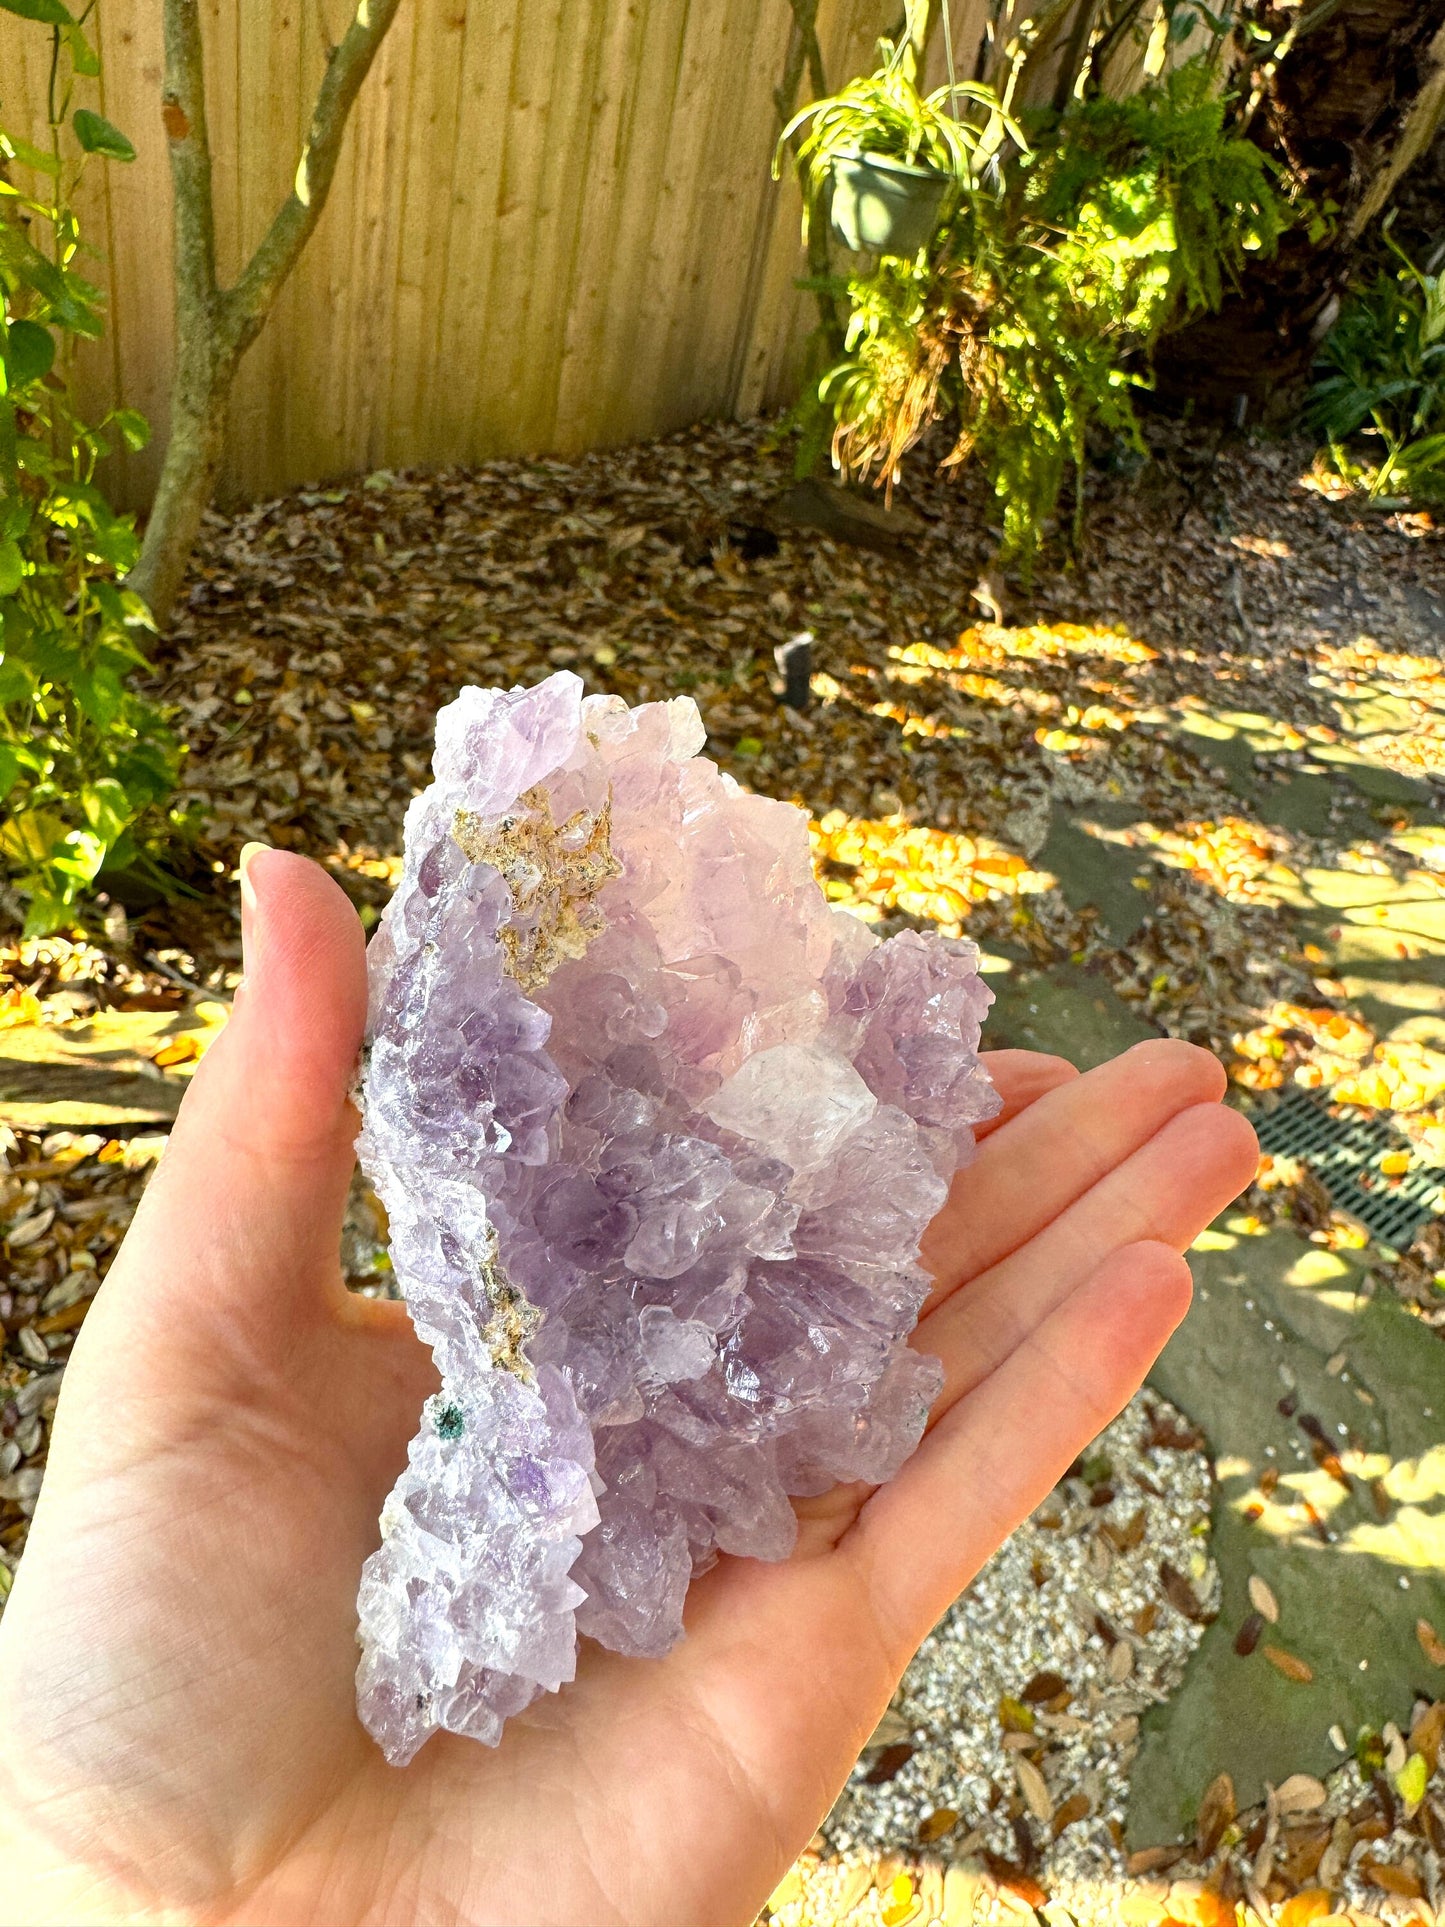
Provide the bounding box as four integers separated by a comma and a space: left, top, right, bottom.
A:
126, 390, 227, 626
1154, 0, 1445, 421
130, 0, 402, 628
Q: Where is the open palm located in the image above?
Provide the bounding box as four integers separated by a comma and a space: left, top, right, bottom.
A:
0, 852, 1256, 1927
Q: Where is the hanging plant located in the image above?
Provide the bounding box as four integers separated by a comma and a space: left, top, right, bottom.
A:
803, 58, 1293, 571
773, 39, 1020, 260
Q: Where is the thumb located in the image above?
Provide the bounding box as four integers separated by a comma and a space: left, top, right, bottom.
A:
112, 845, 369, 1329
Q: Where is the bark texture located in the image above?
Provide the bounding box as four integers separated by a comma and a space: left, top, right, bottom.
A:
1154, 0, 1445, 420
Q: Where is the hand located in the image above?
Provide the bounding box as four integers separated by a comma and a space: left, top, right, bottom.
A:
0, 851, 1257, 1927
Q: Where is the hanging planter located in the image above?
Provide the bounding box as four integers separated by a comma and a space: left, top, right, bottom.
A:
827, 146, 952, 256
773, 27, 1019, 266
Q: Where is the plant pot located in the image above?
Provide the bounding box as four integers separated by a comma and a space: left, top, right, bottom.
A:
827, 148, 951, 257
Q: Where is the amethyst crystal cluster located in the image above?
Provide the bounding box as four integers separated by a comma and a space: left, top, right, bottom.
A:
355, 672, 996, 1763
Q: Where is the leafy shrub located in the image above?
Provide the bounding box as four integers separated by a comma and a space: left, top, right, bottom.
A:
790, 56, 1292, 572
1, 5, 183, 937
1308, 238, 1445, 503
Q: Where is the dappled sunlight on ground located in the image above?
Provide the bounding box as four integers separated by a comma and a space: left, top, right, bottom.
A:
811, 811, 1051, 937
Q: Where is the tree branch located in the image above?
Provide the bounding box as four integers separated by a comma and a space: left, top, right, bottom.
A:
774, 0, 823, 125
220, 0, 404, 362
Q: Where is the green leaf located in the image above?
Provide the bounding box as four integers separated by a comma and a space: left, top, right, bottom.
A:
0, 743, 20, 801
114, 739, 179, 805
1, 134, 61, 176
85, 514, 140, 573
0, 0, 75, 24
51, 827, 105, 882
81, 776, 131, 845
21, 891, 69, 940
5, 317, 56, 386
111, 406, 149, 450
27, 629, 79, 687
0, 538, 25, 596
0, 657, 34, 704
64, 19, 99, 76
71, 110, 135, 163
0, 802, 64, 868
69, 663, 124, 728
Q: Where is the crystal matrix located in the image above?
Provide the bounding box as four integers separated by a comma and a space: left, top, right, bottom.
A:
356, 672, 997, 1763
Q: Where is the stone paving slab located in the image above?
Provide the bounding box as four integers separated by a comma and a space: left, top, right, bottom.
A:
980, 949, 1157, 1070
1129, 1225, 1445, 1845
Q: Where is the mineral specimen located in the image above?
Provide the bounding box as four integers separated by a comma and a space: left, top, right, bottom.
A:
355, 672, 997, 1764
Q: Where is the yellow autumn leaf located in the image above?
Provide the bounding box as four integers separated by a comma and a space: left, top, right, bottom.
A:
0, 986, 42, 1030
152, 1033, 205, 1070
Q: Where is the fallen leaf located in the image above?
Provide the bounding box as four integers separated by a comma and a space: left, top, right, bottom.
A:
1358, 1857, 1423, 1898
1013, 1754, 1054, 1824
151, 1033, 204, 1070
0, 987, 42, 1029
918, 1807, 959, 1843
863, 1708, 912, 1750
880, 1872, 915, 1927
983, 1856, 1047, 1909
862, 1742, 914, 1784
1160, 1560, 1205, 1622
1393, 1750, 1427, 1812
766, 1867, 804, 1913
1247, 1574, 1279, 1624
1417, 1618, 1445, 1667
1262, 1644, 1313, 1683
5, 1207, 55, 1249
1051, 1790, 1091, 1837
998, 1695, 1035, 1733
1274, 1773, 1327, 1814
1408, 1699, 1445, 1774
1195, 1771, 1236, 1856
1020, 1669, 1068, 1703
1127, 1845, 1185, 1876
1277, 1893, 1333, 1927
1234, 1611, 1264, 1656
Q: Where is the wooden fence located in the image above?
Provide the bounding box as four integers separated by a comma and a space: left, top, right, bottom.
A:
0, 0, 992, 508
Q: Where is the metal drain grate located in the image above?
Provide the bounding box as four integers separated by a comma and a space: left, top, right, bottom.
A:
1253, 1086, 1445, 1250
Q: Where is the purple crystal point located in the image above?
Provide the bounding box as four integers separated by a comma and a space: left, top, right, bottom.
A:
356, 672, 998, 1762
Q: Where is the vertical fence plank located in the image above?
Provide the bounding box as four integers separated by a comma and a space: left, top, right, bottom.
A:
544, 0, 651, 454
224, 0, 303, 499
561, 0, 693, 452
89, 3, 170, 507
465, 0, 567, 457
505, 0, 613, 456
425, 0, 517, 467
662, 0, 782, 429
383, 5, 468, 469
621, 0, 746, 442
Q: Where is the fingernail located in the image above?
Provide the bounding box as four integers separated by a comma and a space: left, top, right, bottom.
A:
238, 841, 270, 979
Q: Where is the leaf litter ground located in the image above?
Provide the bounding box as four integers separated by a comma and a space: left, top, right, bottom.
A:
2, 417, 1443, 1925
